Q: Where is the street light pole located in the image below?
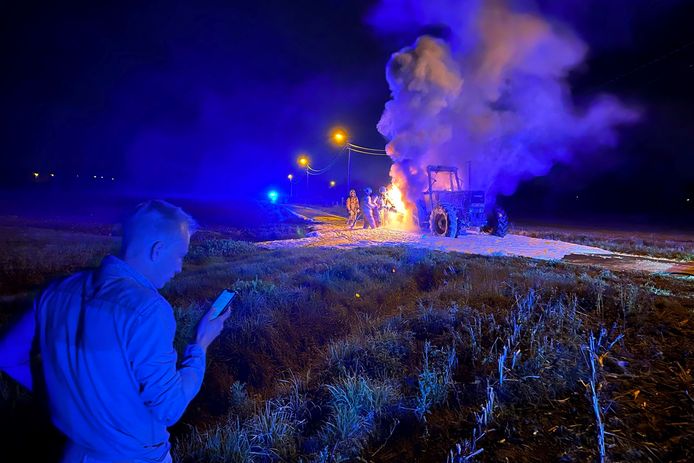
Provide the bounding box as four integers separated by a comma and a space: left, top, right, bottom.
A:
347, 144, 351, 192
287, 174, 293, 199
330, 129, 351, 192
298, 155, 309, 199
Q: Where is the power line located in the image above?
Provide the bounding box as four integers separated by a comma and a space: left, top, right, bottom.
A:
348, 142, 386, 153
348, 146, 390, 156
306, 146, 347, 175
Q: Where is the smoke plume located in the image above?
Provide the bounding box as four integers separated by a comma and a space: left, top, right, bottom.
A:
373, 0, 639, 206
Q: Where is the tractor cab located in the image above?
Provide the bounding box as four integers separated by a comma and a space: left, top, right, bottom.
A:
416, 165, 508, 238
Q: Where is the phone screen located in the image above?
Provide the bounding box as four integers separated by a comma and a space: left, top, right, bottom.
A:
211, 289, 236, 318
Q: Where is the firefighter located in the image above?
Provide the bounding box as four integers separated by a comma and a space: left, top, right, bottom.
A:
346, 189, 359, 228
372, 189, 383, 228
361, 187, 377, 229
376, 186, 394, 226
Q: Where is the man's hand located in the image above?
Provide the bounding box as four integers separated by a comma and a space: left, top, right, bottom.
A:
195, 305, 232, 351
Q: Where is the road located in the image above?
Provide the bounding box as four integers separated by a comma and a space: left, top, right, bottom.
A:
257, 206, 694, 276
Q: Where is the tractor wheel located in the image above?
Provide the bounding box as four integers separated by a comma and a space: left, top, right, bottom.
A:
491, 207, 509, 237
429, 204, 458, 238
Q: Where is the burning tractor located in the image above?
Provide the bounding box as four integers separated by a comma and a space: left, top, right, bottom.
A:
415, 165, 509, 238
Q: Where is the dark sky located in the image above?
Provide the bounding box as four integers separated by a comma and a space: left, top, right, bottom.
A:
0, 0, 692, 226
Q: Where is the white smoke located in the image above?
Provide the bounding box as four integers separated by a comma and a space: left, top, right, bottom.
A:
374, 0, 639, 205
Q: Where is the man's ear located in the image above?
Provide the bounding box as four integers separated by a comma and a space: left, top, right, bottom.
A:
150, 241, 163, 262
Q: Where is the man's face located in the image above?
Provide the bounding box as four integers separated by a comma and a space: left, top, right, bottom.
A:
151, 224, 190, 289
350, 191, 355, 197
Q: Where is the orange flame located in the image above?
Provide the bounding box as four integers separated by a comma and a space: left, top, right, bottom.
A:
386, 184, 407, 215
382, 184, 419, 231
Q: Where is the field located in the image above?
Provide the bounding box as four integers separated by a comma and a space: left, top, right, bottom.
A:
512, 224, 694, 262
0, 218, 692, 462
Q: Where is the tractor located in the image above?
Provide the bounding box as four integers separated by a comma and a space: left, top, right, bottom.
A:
415, 165, 509, 238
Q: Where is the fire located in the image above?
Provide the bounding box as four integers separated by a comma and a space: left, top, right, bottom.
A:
382, 183, 418, 231
386, 184, 408, 216
379, 162, 418, 231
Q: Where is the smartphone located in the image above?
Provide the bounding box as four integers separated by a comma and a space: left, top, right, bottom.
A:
210, 289, 236, 319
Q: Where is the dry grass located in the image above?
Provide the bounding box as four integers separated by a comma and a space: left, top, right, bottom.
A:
0, 222, 692, 462
513, 224, 694, 261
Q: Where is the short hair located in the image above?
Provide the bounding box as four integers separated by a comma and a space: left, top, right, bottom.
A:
121, 200, 198, 251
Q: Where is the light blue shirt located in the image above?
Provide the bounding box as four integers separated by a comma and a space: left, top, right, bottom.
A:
3, 256, 206, 462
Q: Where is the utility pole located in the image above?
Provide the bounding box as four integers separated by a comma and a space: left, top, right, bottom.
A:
347, 145, 351, 192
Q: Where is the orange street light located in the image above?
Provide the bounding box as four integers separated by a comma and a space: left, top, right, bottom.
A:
297, 155, 310, 192
331, 127, 352, 190
332, 129, 347, 145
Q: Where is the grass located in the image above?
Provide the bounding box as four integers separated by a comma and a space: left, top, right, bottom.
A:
512, 224, 694, 261
415, 341, 456, 423
0, 221, 692, 462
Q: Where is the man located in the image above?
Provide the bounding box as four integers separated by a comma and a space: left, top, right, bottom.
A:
345, 189, 359, 229
361, 187, 377, 229
377, 186, 394, 226
0, 200, 231, 463
372, 189, 382, 228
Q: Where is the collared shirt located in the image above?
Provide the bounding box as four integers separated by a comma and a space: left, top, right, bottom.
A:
14, 255, 205, 462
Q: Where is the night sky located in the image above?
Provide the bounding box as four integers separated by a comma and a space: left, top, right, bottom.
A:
1, 0, 692, 227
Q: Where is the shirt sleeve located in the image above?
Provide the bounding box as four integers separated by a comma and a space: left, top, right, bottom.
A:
128, 300, 206, 427
0, 303, 36, 391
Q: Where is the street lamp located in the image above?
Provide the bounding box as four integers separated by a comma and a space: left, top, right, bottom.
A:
332, 129, 347, 145
287, 174, 294, 198
329, 180, 336, 188
298, 154, 310, 193
331, 128, 352, 191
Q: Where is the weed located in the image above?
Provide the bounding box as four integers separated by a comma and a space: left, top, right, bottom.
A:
247, 399, 297, 459
581, 328, 624, 463
321, 375, 398, 460
415, 341, 456, 422
229, 381, 255, 420
172, 418, 253, 463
